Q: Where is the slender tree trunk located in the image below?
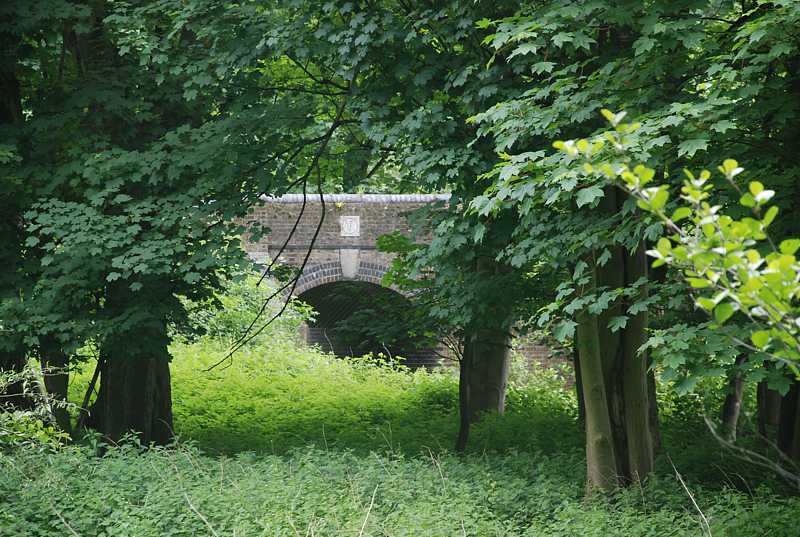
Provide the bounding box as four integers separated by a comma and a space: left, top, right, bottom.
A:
576, 295, 619, 492
573, 343, 585, 422
647, 370, 661, 453
620, 244, 654, 481
0, 351, 31, 411
720, 354, 747, 442
455, 340, 473, 453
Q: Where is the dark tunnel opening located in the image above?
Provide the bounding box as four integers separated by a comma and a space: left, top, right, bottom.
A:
297, 281, 438, 369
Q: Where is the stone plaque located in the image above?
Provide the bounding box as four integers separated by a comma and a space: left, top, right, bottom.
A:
340, 215, 360, 237
339, 249, 359, 278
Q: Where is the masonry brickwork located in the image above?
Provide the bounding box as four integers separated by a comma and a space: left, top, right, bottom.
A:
243, 193, 447, 295
242, 193, 561, 372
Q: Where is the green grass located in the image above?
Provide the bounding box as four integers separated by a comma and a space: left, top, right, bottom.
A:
3, 339, 797, 536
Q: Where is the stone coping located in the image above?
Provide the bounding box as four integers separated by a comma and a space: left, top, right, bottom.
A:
259, 193, 451, 203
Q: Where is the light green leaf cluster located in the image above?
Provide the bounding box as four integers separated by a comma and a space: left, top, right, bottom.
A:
555, 112, 800, 369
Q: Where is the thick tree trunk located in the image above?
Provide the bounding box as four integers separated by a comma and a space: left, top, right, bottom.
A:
576, 188, 655, 491
88, 283, 174, 445
720, 354, 747, 442
0, 14, 29, 412
465, 329, 510, 422
90, 350, 173, 445
453, 254, 513, 451
757, 380, 782, 437
777, 382, 800, 459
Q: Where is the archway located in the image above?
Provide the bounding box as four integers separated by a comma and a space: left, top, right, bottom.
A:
297, 281, 438, 369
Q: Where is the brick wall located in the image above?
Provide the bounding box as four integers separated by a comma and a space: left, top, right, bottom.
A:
241, 193, 560, 372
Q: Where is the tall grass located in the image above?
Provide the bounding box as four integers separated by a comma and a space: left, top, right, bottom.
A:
7, 333, 796, 536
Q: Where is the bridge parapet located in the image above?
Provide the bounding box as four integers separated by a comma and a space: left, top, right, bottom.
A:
243, 193, 448, 290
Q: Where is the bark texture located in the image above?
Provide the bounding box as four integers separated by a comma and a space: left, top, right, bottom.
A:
576, 187, 656, 491
38, 336, 72, 434
88, 283, 175, 445
465, 329, 510, 422
576, 301, 619, 491
719, 354, 747, 442
455, 256, 513, 450
465, 256, 513, 421
90, 352, 173, 445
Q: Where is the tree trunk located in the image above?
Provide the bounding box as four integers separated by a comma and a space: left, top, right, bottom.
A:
90, 350, 173, 445
0, 12, 30, 412
777, 382, 800, 460
465, 328, 510, 422
647, 369, 661, 453
462, 255, 513, 423
455, 339, 472, 453
576, 295, 619, 492
38, 336, 71, 434
720, 354, 747, 442
576, 187, 655, 491
757, 380, 782, 437
0, 350, 31, 411
88, 283, 174, 445
573, 343, 585, 422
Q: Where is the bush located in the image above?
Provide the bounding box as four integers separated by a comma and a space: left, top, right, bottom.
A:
166, 340, 580, 455
178, 271, 313, 346
1, 441, 798, 537
0, 368, 70, 451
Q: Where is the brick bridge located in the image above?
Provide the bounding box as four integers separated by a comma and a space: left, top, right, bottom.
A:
242, 193, 555, 369
243, 194, 448, 367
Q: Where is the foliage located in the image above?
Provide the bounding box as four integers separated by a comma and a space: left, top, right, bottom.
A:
7, 337, 799, 536
70, 339, 578, 456
0, 368, 70, 450
556, 112, 800, 386
179, 272, 313, 347
3, 442, 799, 537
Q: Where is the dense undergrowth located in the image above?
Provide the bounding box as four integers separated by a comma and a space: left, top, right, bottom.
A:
2, 340, 799, 536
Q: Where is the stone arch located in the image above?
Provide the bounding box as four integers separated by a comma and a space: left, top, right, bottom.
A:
295, 278, 438, 369
293, 261, 392, 296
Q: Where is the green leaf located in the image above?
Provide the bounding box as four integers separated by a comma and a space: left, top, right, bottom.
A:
696, 297, 715, 311
713, 302, 735, 324
650, 188, 669, 211
671, 207, 691, 222
763, 206, 778, 226
751, 330, 770, 349
687, 278, 710, 288
553, 320, 577, 342
575, 185, 604, 208
779, 239, 800, 255
677, 139, 708, 158
608, 315, 628, 332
